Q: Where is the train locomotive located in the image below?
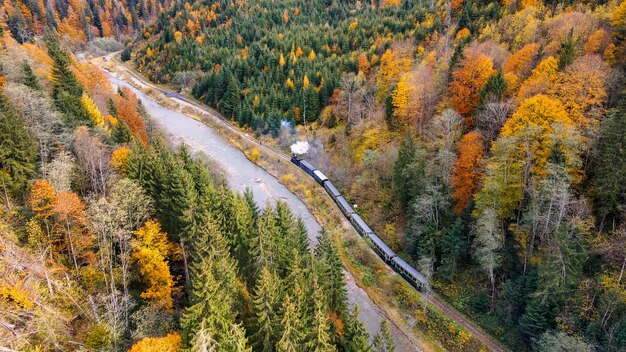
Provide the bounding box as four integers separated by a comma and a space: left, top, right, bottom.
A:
290, 155, 427, 289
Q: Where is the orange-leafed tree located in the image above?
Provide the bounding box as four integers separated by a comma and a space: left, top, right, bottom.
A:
53, 191, 95, 275
357, 52, 370, 75
29, 179, 56, 220
451, 131, 485, 214
548, 55, 609, 131
503, 43, 540, 79
29, 179, 56, 241
448, 50, 495, 125
131, 220, 176, 311
116, 87, 148, 145
128, 332, 181, 352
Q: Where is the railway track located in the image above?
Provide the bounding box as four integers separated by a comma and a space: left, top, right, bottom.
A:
102, 53, 507, 352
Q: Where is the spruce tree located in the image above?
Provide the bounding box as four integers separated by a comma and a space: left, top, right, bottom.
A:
392, 133, 426, 211
307, 277, 337, 352
372, 321, 395, 352
343, 306, 370, 352
592, 109, 626, 226
558, 28, 576, 70
252, 204, 280, 272
479, 70, 507, 106
222, 77, 240, 119
277, 296, 302, 352
182, 228, 242, 349
21, 61, 41, 91
0, 92, 37, 198
315, 230, 347, 315
44, 32, 89, 124
253, 267, 282, 351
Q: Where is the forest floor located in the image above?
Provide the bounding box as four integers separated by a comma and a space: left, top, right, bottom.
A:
93, 52, 507, 352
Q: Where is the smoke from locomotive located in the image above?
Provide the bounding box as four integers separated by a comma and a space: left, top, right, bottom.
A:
290, 141, 310, 155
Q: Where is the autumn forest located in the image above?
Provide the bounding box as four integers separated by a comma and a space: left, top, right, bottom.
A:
1, 0, 626, 351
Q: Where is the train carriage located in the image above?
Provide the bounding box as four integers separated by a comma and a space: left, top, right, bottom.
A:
368, 233, 396, 262
392, 256, 427, 289
313, 170, 328, 185
298, 160, 316, 177
336, 196, 355, 217
350, 213, 373, 238
324, 181, 341, 201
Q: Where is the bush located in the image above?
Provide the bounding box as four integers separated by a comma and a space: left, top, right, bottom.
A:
84, 323, 113, 350
121, 49, 131, 62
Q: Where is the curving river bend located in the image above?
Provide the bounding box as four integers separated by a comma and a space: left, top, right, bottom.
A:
102, 70, 419, 351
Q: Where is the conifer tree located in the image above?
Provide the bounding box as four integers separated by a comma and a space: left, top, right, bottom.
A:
315, 230, 347, 315
183, 227, 243, 349
558, 28, 576, 70
45, 32, 89, 124
392, 133, 426, 211
253, 267, 283, 351
592, 108, 626, 226
307, 277, 337, 352
252, 204, 280, 272
277, 296, 302, 352
343, 306, 370, 352
222, 77, 240, 118
372, 321, 395, 352
479, 70, 507, 105
21, 61, 41, 91
0, 92, 37, 198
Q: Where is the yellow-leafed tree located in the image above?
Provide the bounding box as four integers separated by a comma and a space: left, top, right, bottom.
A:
128, 332, 181, 352
81, 93, 104, 127
132, 220, 176, 311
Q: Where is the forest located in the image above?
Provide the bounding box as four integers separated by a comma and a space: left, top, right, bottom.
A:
129, 0, 626, 350
0, 26, 399, 351
1, 0, 626, 350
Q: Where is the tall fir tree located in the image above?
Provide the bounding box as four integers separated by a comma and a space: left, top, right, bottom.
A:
372, 321, 395, 352
343, 306, 370, 352
44, 32, 89, 124
315, 230, 348, 316
253, 267, 282, 351
21, 61, 41, 91
0, 92, 37, 199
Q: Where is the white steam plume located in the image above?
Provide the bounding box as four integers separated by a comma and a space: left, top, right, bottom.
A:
290, 141, 310, 155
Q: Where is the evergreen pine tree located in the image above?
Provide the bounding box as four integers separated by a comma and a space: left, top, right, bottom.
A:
0, 92, 37, 198
372, 321, 395, 352
222, 77, 241, 119
182, 228, 242, 349
251, 204, 280, 272
392, 133, 426, 211
21, 61, 41, 91
343, 305, 370, 352
307, 277, 337, 352
253, 267, 282, 352
315, 230, 347, 315
277, 296, 303, 352
592, 109, 626, 226
45, 32, 89, 124
479, 69, 507, 106
558, 28, 576, 70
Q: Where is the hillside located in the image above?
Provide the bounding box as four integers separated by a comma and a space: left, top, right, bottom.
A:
130, 0, 626, 350
0, 29, 403, 351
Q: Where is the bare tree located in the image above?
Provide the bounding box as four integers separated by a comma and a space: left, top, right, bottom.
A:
73, 127, 111, 197
475, 98, 514, 144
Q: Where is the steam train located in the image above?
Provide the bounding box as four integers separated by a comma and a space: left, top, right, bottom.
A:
291, 155, 427, 289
